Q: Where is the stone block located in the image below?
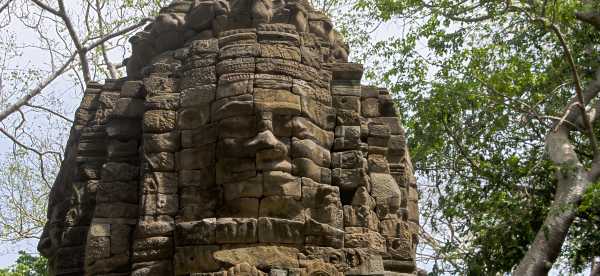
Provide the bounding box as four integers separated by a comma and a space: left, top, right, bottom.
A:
254, 74, 293, 90
216, 57, 256, 75
112, 98, 145, 118
145, 93, 180, 110
180, 67, 217, 90
260, 196, 304, 221
324, 63, 363, 80
175, 219, 216, 245
263, 171, 301, 198
292, 117, 334, 148
61, 226, 89, 246
180, 84, 217, 107
107, 139, 138, 158
218, 116, 257, 138
361, 98, 380, 117
143, 172, 178, 194
177, 144, 216, 170
304, 219, 344, 248
331, 80, 361, 97
332, 168, 369, 191
361, 85, 379, 99
333, 126, 361, 151
256, 58, 317, 82
336, 109, 361, 126
291, 138, 330, 167
332, 96, 360, 113
110, 224, 131, 255
254, 88, 301, 115
352, 186, 377, 209
135, 216, 175, 238
300, 97, 336, 131
94, 203, 138, 218
211, 94, 254, 121
370, 173, 402, 207
331, 150, 366, 169
220, 44, 260, 59
292, 158, 330, 184
143, 76, 177, 95
143, 132, 180, 153
132, 237, 173, 262
174, 245, 220, 274
215, 218, 258, 243
178, 105, 211, 130
131, 260, 173, 276
219, 197, 259, 218
106, 118, 142, 139
344, 249, 385, 275
179, 169, 215, 192
96, 181, 138, 204
216, 158, 256, 184
223, 175, 263, 200
190, 39, 219, 54
259, 44, 302, 62
217, 73, 254, 99
256, 149, 293, 173
368, 154, 390, 173
388, 135, 405, 156
86, 236, 110, 259
219, 32, 257, 47
213, 246, 300, 270
101, 162, 139, 182
144, 152, 175, 171
143, 110, 176, 133
367, 136, 389, 148
343, 206, 379, 231
258, 217, 304, 244
141, 193, 178, 216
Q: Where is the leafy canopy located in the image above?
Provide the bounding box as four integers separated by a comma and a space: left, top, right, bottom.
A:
346, 0, 600, 274
0, 251, 47, 276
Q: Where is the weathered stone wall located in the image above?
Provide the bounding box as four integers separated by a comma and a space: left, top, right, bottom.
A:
38, 0, 419, 275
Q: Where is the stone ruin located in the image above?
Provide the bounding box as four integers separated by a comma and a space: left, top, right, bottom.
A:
37, 0, 420, 275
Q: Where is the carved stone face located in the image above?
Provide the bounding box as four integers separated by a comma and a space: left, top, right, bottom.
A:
38, 1, 419, 275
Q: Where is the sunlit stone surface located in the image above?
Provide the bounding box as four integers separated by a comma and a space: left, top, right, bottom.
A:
38, 0, 419, 275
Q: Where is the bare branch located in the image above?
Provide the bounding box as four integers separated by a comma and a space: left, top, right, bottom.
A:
0, 0, 13, 14
24, 103, 73, 123
0, 53, 76, 123
57, 0, 91, 83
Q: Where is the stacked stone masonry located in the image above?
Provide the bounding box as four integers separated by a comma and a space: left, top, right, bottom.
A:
38, 0, 420, 275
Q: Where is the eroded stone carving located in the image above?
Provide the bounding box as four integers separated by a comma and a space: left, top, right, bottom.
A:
39, 0, 420, 275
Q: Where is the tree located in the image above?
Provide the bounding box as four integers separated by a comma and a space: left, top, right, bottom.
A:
0, 251, 47, 276
351, 0, 600, 274
0, 0, 169, 247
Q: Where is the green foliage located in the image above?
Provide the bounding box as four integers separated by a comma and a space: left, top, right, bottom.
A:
566, 182, 600, 273
0, 251, 47, 276
344, 0, 600, 274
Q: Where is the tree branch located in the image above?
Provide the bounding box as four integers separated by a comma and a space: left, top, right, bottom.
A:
25, 103, 73, 123
57, 0, 91, 83
0, 17, 151, 123
0, 0, 13, 14
0, 53, 76, 123
542, 19, 599, 157
94, 0, 117, 79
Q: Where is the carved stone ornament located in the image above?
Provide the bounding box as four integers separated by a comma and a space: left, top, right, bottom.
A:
38, 0, 420, 275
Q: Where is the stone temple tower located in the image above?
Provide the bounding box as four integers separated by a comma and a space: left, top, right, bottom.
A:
37, 0, 420, 275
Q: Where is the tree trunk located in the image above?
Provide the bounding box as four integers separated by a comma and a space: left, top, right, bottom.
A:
514, 127, 593, 275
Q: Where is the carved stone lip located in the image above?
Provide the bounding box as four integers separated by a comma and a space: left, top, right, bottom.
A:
256, 158, 292, 173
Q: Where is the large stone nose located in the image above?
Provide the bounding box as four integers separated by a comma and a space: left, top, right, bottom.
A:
245, 130, 283, 152
246, 130, 291, 172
